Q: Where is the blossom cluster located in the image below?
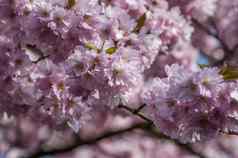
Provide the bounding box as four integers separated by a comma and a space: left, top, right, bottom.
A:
0, 0, 238, 144
0, 0, 193, 130
142, 64, 238, 143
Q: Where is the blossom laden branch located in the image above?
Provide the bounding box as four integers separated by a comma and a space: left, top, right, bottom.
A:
117, 105, 207, 158
1, 1, 238, 157
22, 103, 209, 158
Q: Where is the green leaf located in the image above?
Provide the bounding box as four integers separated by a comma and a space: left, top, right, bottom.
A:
106, 47, 117, 55
219, 66, 238, 80
67, 0, 76, 9
198, 64, 209, 69
84, 43, 100, 53
132, 13, 146, 33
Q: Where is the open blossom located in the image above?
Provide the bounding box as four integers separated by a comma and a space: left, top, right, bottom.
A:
141, 64, 238, 143
192, 67, 224, 98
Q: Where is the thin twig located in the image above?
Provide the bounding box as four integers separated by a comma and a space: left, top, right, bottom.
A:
32, 55, 50, 64
134, 104, 147, 114
118, 104, 154, 125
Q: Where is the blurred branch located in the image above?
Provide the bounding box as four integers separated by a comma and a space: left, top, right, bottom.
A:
23, 121, 207, 158
23, 122, 149, 158
23, 105, 208, 158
